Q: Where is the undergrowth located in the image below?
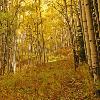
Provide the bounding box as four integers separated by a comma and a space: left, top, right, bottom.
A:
0, 60, 96, 100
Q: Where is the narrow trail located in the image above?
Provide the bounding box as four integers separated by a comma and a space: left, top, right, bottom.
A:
0, 60, 96, 100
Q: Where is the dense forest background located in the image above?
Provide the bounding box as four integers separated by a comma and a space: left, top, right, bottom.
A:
0, 0, 100, 99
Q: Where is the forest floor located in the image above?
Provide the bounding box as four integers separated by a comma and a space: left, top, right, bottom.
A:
0, 58, 98, 100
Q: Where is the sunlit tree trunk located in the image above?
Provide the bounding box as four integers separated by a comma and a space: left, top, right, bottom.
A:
84, 0, 100, 96
39, 0, 46, 64
63, 0, 76, 63
63, 0, 72, 44
12, 32, 17, 74
0, 0, 8, 75
6, 21, 11, 73
81, 0, 92, 70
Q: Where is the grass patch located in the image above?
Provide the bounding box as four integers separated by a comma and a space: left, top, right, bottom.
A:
0, 60, 95, 100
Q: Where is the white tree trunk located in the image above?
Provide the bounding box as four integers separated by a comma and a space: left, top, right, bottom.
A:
81, 0, 92, 69
84, 0, 100, 96
84, 0, 99, 70
12, 36, 16, 74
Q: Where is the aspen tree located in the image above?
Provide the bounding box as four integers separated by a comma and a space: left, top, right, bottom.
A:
39, 0, 46, 64
0, 0, 8, 75
63, 0, 73, 45
81, 0, 92, 70
73, 0, 86, 63
84, 0, 100, 96
63, 0, 82, 68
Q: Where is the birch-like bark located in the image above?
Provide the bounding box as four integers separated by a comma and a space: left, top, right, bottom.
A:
84, 0, 99, 70
81, 0, 92, 69
84, 0, 100, 96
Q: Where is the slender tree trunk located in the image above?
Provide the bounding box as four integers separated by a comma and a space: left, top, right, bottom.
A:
1, 33, 6, 75
63, 0, 73, 45
81, 0, 92, 70
39, 11, 46, 64
12, 34, 17, 74
63, 0, 77, 68
97, 0, 100, 23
